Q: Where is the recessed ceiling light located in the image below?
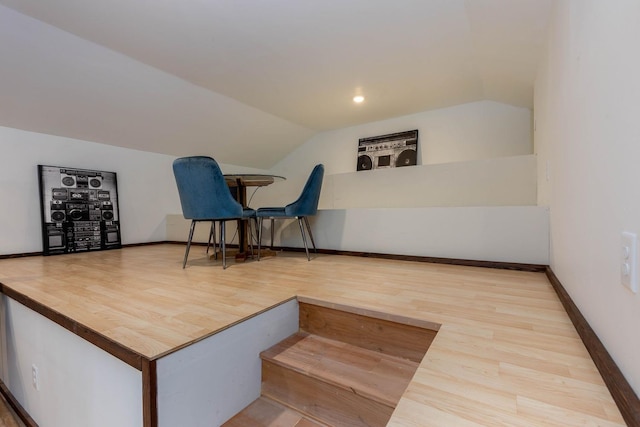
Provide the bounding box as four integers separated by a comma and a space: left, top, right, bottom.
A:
353, 95, 365, 103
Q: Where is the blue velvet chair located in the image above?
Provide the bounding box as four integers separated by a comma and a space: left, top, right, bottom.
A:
256, 164, 324, 261
173, 156, 255, 269
204, 186, 239, 259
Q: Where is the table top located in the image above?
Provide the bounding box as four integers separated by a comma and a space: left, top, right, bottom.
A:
224, 174, 285, 187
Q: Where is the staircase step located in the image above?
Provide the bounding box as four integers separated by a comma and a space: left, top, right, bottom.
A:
260, 332, 419, 426
222, 397, 327, 427
299, 300, 437, 363
261, 332, 419, 407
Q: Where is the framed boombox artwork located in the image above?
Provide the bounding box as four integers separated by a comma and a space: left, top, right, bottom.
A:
356, 129, 419, 171
38, 165, 122, 255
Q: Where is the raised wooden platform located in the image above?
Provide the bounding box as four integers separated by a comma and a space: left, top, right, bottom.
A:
0, 245, 628, 426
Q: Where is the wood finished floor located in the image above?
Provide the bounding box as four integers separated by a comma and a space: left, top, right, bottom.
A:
0, 244, 627, 426
0, 395, 22, 427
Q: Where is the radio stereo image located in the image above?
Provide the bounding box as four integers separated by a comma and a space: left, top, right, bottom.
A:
357, 129, 418, 171
38, 165, 121, 255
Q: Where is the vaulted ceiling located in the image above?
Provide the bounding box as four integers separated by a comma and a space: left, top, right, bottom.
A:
0, 0, 553, 168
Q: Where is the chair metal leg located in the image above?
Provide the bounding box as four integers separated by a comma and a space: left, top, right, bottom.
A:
303, 216, 317, 254
221, 221, 227, 269
254, 217, 259, 248
270, 218, 275, 250
257, 217, 263, 261
247, 219, 254, 257
206, 221, 218, 260
183, 221, 196, 268
297, 217, 311, 261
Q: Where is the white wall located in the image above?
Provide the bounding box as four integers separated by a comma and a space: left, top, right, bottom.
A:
0, 126, 266, 255
0, 126, 176, 254
283, 100, 532, 174
295, 207, 549, 264
321, 155, 536, 209
417, 101, 532, 165
535, 0, 640, 395
237, 99, 547, 264
0, 296, 142, 427
251, 100, 533, 209
156, 299, 298, 427
0, 97, 540, 260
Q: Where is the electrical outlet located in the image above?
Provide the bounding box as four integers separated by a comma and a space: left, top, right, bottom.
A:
621, 232, 638, 293
31, 364, 39, 391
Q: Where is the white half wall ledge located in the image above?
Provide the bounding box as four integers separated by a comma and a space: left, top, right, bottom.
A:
167, 206, 550, 265
306, 206, 550, 265
252, 154, 538, 211
320, 155, 538, 209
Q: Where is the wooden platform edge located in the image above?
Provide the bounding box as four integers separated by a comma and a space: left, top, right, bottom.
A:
141, 359, 158, 427
0, 283, 143, 370
297, 296, 441, 332
545, 267, 640, 427
0, 378, 38, 427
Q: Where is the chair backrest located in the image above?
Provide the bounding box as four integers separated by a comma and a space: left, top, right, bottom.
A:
173, 156, 243, 220
285, 164, 325, 217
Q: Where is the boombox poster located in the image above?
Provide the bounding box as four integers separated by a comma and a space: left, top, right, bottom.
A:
356, 129, 418, 171
38, 165, 122, 255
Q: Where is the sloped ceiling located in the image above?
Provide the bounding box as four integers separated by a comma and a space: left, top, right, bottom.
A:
0, 0, 553, 168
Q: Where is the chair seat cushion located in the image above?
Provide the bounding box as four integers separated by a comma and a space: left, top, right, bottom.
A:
256, 207, 288, 218
202, 208, 255, 221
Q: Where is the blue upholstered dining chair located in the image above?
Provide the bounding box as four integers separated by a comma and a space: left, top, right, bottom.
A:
256, 164, 324, 261
173, 156, 255, 269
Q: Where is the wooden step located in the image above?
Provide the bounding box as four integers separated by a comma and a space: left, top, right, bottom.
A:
222, 397, 327, 427
260, 332, 420, 426
298, 299, 438, 363
224, 301, 436, 427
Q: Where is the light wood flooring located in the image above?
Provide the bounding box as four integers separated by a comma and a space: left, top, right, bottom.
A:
0, 244, 627, 426
0, 396, 23, 427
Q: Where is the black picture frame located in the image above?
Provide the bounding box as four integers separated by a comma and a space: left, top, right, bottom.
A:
38, 165, 122, 255
356, 130, 419, 171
